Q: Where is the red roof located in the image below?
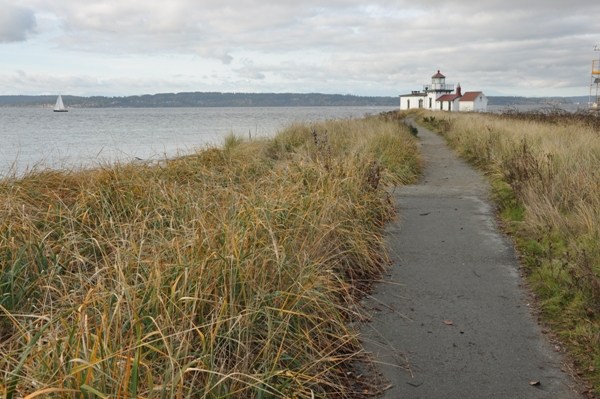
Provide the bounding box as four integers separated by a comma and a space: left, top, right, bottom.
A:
432, 70, 445, 78
459, 92, 483, 102
437, 94, 460, 102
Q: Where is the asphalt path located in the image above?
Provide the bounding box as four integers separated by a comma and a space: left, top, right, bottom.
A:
359, 120, 582, 398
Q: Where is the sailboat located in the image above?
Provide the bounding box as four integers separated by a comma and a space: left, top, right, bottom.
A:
54, 94, 68, 112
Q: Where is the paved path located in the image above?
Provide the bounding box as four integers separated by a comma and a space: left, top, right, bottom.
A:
360, 121, 581, 398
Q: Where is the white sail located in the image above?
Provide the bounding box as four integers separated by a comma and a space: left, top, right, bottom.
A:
54, 94, 67, 112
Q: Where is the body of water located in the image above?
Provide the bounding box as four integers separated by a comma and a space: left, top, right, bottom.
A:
0, 106, 397, 177
487, 103, 587, 113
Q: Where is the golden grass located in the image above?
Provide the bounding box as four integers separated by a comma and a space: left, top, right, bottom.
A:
418, 109, 600, 388
0, 115, 420, 398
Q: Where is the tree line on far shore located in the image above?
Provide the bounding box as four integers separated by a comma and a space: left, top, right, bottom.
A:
0, 92, 399, 108
0, 92, 586, 108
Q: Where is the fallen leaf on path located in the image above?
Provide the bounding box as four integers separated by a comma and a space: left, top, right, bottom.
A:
443, 320, 453, 325
529, 381, 540, 386
419, 212, 430, 216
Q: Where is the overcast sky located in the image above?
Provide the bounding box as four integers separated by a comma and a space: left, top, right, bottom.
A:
1, 0, 599, 97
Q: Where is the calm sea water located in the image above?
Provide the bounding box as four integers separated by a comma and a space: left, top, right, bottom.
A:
0, 106, 397, 178
487, 103, 586, 113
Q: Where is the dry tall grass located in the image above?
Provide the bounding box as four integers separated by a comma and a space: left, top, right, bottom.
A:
0, 115, 420, 398
418, 110, 600, 387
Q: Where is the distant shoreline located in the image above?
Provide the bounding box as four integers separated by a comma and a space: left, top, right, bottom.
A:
1, 104, 399, 109
0, 92, 399, 108
0, 92, 589, 108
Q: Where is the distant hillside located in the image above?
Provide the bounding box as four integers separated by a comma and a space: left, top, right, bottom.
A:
2, 92, 591, 108
0, 92, 399, 108
487, 96, 588, 106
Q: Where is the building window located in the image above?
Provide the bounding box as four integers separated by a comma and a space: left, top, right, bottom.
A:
419, 99, 423, 108
407, 99, 410, 108
440, 102, 443, 110
429, 98, 432, 108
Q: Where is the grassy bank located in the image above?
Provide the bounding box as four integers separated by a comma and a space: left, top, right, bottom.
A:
416, 109, 600, 391
0, 116, 420, 398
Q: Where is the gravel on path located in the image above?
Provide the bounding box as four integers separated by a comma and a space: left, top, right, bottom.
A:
359, 119, 582, 398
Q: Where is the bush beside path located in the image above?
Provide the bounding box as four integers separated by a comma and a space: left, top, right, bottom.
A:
0, 116, 420, 398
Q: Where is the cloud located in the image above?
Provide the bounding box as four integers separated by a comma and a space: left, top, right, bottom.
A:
16, 1, 600, 57
233, 59, 265, 80
234, 68, 265, 80
0, 3, 36, 42
4, 0, 600, 95
0, 70, 209, 95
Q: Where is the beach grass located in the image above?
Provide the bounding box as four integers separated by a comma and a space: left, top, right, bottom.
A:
0, 115, 420, 398
417, 108, 600, 390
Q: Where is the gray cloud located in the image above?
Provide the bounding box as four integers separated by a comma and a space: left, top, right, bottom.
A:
5, 0, 600, 95
0, 70, 207, 95
0, 3, 36, 42
234, 68, 265, 80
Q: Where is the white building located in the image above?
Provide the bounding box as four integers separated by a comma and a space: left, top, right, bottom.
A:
458, 91, 488, 112
399, 71, 488, 112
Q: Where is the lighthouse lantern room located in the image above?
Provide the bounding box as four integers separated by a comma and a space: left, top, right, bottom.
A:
424, 70, 454, 93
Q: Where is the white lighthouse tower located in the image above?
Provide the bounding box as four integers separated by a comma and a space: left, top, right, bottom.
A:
424, 70, 454, 93
423, 70, 454, 110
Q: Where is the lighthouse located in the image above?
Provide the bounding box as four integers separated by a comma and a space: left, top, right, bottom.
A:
424, 70, 454, 94
399, 70, 487, 112
421, 70, 454, 110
